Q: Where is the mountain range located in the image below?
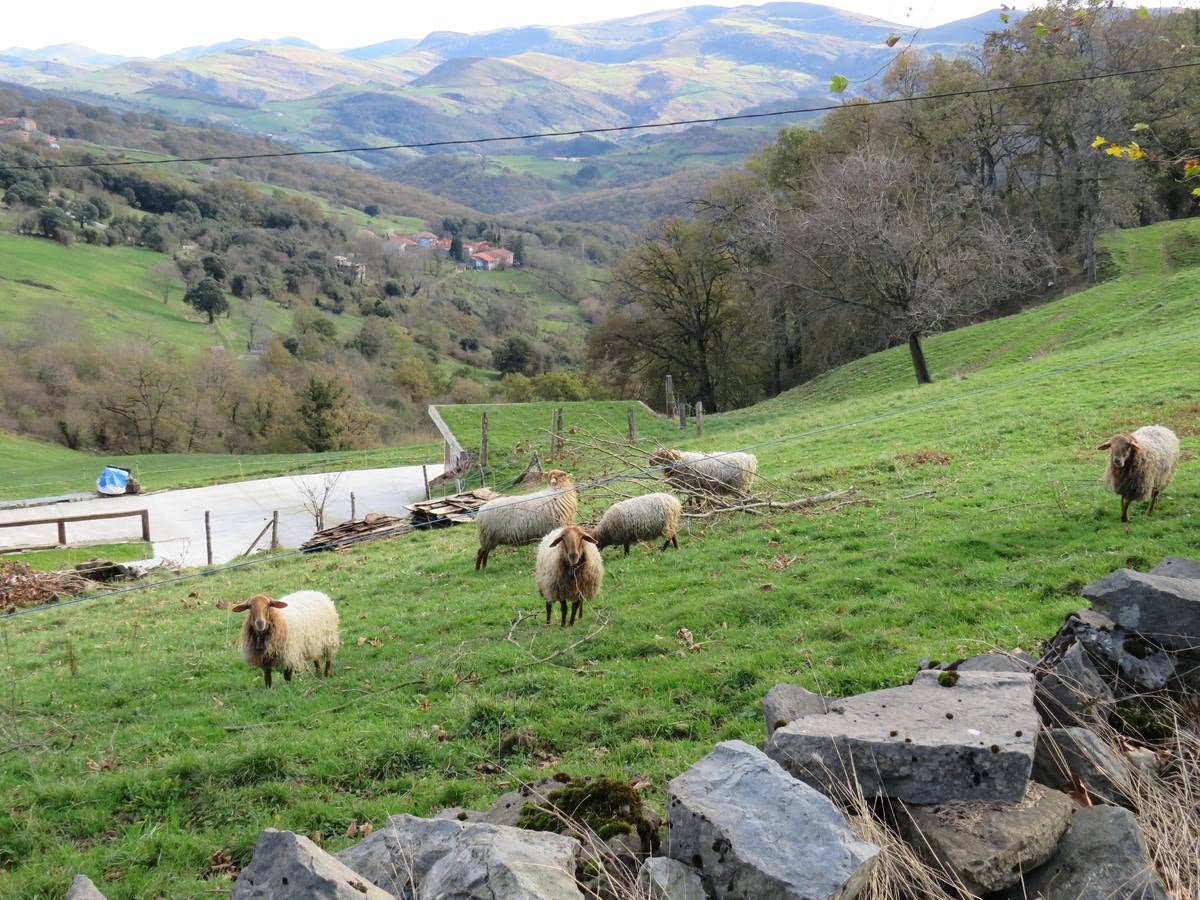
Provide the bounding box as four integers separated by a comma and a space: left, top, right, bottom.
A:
0, 4, 1010, 147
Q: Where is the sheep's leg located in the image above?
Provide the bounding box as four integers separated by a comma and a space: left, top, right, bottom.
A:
569, 600, 580, 626
671, 535, 679, 549
475, 547, 489, 571
559, 599, 567, 628
545, 600, 552, 624
624, 543, 630, 556
283, 668, 292, 682
263, 666, 272, 688
1121, 497, 1132, 523
323, 655, 331, 677
1147, 489, 1160, 515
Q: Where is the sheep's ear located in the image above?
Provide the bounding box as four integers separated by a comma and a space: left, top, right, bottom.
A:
231, 602, 250, 612
549, 534, 564, 547
1097, 440, 1111, 450
269, 599, 288, 609
581, 533, 599, 545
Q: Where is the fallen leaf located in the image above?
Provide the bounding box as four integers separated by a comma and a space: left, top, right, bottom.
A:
760, 583, 774, 591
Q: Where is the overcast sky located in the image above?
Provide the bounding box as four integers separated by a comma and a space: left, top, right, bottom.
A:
8, 0, 1018, 57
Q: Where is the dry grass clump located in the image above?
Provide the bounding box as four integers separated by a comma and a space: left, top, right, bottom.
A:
0, 561, 91, 612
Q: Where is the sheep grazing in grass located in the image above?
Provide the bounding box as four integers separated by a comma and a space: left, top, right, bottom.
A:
232, 590, 340, 688
535, 525, 603, 627
592, 492, 683, 555
1099, 425, 1180, 523
649, 448, 757, 501
474, 469, 577, 570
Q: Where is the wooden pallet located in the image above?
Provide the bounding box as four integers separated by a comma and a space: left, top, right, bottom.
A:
408, 487, 503, 527
300, 489, 503, 552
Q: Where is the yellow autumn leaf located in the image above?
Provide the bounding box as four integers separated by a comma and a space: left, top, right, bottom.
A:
1091, 135, 1107, 149
1127, 146, 1145, 160
1105, 145, 1124, 158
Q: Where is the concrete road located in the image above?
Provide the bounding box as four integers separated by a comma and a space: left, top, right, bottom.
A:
0, 464, 443, 567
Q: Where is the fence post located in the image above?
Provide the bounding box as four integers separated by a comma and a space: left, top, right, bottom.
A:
57, 520, 67, 546
677, 400, 687, 429
140, 509, 151, 542
664, 374, 674, 416
271, 511, 280, 550
480, 411, 489, 471
350, 492, 357, 521
696, 401, 704, 436
204, 511, 213, 566
422, 464, 431, 501
626, 407, 636, 445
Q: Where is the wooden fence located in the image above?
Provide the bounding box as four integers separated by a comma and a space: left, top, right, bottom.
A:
0, 508, 150, 547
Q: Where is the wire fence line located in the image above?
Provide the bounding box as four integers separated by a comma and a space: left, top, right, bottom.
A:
4, 322, 1199, 621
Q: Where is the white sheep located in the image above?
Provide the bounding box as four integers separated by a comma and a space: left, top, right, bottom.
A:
231, 590, 340, 688
649, 448, 757, 500
1098, 425, 1180, 522
474, 469, 577, 570
592, 492, 683, 555
535, 525, 603, 627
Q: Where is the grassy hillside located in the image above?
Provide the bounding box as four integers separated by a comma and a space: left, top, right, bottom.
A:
0, 431, 438, 501
2, 220, 1199, 897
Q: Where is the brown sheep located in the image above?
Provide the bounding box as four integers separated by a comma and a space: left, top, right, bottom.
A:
232, 590, 340, 688
1098, 425, 1180, 523
534, 525, 603, 627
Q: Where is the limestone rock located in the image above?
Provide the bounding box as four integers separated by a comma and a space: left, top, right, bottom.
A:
232, 829, 394, 899
637, 857, 707, 900
65, 874, 107, 900
1069, 609, 1177, 692
1031, 727, 1132, 806
1035, 639, 1113, 727
762, 683, 832, 740
1005, 806, 1168, 899
666, 740, 878, 899
896, 783, 1073, 894
1148, 555, 1200, 579
767, 670, 1038, 804
335, 814, 582, 900
1083, 568, 1200, 650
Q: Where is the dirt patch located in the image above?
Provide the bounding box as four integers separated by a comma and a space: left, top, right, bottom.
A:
897, 449, 952, 466
1, 276, 60, 291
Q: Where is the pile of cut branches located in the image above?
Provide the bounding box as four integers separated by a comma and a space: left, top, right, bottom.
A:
0, 561, 92, 612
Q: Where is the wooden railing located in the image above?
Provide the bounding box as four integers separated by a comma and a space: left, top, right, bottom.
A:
0, 508, 150, 546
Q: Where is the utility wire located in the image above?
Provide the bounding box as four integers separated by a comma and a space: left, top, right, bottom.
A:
8, 60, 1200, 172
5, 321, 1198, 621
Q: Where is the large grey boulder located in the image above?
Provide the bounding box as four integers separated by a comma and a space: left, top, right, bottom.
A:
762, 683, 832, 740
1031, 727, 1132, 806
636, 857, 707, 900
666, 740, 878, 899
65, 874, 107, 900
1035, 639, 1113, 727
919, 651, 1036, 676
896, 783, 1073, 895
334, 814, 582, 900
1148, 555, 1200, 579
767, 670, 1038, 804
1069, 608, 1177, 692
232, 829, 394, 899
1004, 806, 1168, 899
1083, 568, 1200, 649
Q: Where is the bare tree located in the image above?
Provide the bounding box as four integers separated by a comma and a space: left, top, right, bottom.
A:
771, 144, 1053, 385
150, 259, 180, 305
93, 351, 184, 453
295, 472, 345, 531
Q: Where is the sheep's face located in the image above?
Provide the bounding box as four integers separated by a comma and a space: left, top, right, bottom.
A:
550, 526, 597, 568
1099, 433, 1138, 469
546, 469, 572, 488
649, 449, 679, 469
231, 594, 288, 634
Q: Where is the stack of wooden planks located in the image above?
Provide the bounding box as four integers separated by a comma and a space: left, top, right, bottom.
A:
300, 489, 503, 552
408, 488, 502, 528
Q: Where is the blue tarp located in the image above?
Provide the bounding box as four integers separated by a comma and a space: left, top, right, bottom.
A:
97, 466, 131, 496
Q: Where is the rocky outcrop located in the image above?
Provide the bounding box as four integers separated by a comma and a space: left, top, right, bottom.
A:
1031, 726, 1132, 806
636, 857, 706, 900
1083, 568, 1200, 651
232, 829, 395, 899
766, 670, 1038, 804
761, 683, 832, 739
666, 740, 878, 899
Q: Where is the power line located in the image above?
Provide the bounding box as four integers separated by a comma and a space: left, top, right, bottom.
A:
4, 320, 1197, 621
8, 60, 1200, 172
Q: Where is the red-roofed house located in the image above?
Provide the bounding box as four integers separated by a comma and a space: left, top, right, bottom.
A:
469, 248, 515, 270
387, 235, 418, 253
411, 232, 437, 247
434, 238, 453, 253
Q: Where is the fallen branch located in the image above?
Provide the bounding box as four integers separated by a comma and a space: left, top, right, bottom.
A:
499, 615, 609, 674
681, 489, 856, 518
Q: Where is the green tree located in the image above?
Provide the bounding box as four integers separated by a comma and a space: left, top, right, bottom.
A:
296, 377, 345, 452
184, 277, 230, 324
364, 203, 380, 217
201, 254, 228, 283
450, 235, 464, 262
492, 335, 537, 375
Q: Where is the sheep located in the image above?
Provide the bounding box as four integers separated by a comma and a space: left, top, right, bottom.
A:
231, 590, 340, 688
474, 469, 577, 570
1098, 425, 1180, 523
535, 525, 603, 627
591, 492, 683, 555
649, 448, 758, 502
